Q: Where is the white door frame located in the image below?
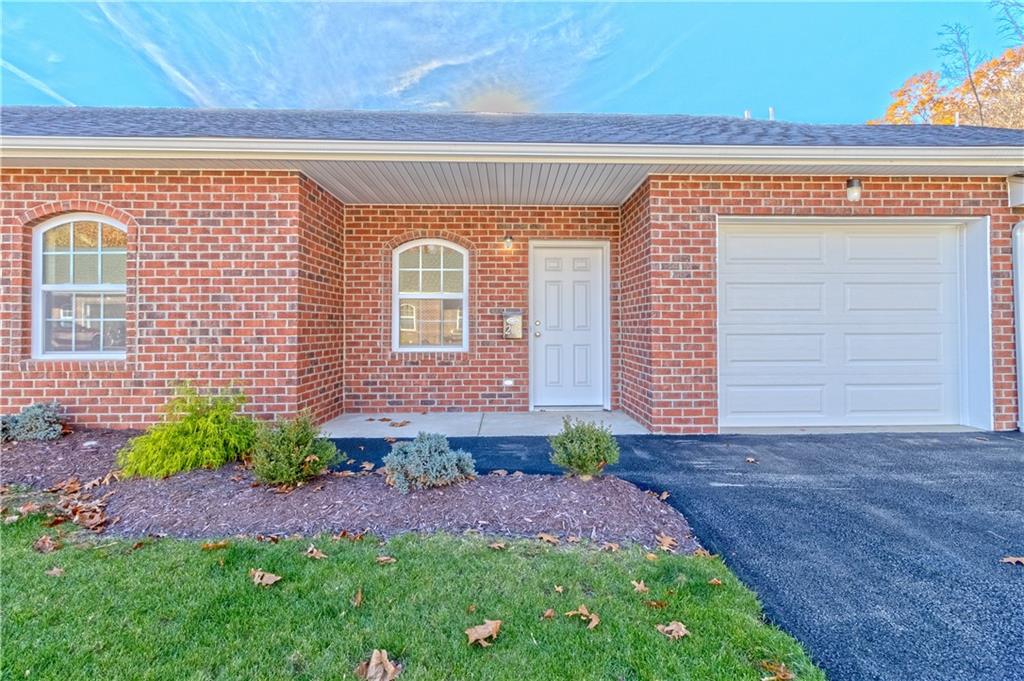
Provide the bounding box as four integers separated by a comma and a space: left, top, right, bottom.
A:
528, 239, 612, 411
715, 215, 994, 431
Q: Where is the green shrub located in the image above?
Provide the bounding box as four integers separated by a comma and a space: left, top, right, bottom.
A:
251, 414, 339, 486
383, 432, 476, 494
1, 402, 63, 443
549, 417, 620, 477
117, 384, 257, 478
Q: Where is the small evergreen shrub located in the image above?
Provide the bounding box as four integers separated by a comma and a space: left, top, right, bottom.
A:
117, 384, 257, 478
1, 402, 63, 443
383, 432, 476, 494
251, 414, 339, 486
549, 417, 620, 477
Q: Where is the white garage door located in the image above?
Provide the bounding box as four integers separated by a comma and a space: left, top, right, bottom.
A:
718, 221, 963, 428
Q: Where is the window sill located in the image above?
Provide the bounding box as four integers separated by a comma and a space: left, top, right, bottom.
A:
20, 357, 128, 373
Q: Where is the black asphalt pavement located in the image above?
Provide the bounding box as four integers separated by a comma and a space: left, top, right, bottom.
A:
332, 431, 1024, 681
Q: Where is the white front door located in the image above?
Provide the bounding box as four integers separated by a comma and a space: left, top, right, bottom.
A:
718, 220, 963, 428
530, 244, 607, 408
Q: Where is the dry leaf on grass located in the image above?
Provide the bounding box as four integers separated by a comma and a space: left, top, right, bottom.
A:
541, 608, 555, 620
33, 535, 60, 553
305, 544, 327, 560
632, 580, 650, 593
708, 578, 723, 586
656, 621, 690, 640
488, 542, 507, 551
554, 584, 564, 593
693, 547, 714, 558
760, 661, 795, 681
1000, 556, 1024, 566
45, 566, 64, 576
333, 530, 367, 542
565, 604, 600, 630
4, 515, 20, 525
537, 533, 559, 545
655, 532, 678, 553
352, 588, 364, 608
376, 555, 397, 565
201, 540, 230, 551
354, 649, 401, 681
465, 619, 502, 647
18, 502, 41, 516
645, 600, 668, 609
645, 552, 659, 562
601, 542, 620, 552
466, 604, 477, 614
566, 535, 580, 544
249, 569, 282, 587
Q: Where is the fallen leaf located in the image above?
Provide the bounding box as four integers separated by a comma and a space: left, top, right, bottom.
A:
600, 542, 620, 552
352, 588, 364, 608
645, 552, 659, 562
45, 566, 64, 577
465, 619, 502, 647
18, 502, 40, 516
554, 584, 564, 593
656, 621, 690, 640
708, 578, 723, 586
249, 569, 282, 587
389, 420, 410, 428
491, 469, 508, 477
361, 461, 375, 472
693, 547, 714, 558
645, 599, 668, 609
130, 541, 146, 552
33, 535, 60, 553
745, 457, 759, 464
44, 515, 68, 527
376, 555, 397, 565
537, 532, 559, 545
466, 603, 477, 614
659, 491, 670, 501
305, 544, 327, 560
365, 417, 376, 422
655, 532, 679, 553
488, 542, 507, 551
334, 529, 367, 542
4, 515, 19, 524
354, 649, 401, 681
202, 540, 230, 551
566, 535, 580, 544
384, 437, 396, 444
254, 534, 280, 544
565, 604, 600, 629
1000, 556, 1024, 566
379, 417, 391, 422
632, 579, 650, 593
760, 661, 795, 681
541, 608, 555, 620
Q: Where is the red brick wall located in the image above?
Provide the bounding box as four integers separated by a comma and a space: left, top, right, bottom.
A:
0, 168, 311, 427
296, 177, 346, 423
636, 174, 1023, 433
342, 205, 620, 412
618, 181, 654, 429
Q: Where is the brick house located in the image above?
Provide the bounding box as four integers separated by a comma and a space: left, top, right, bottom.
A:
2, 107, 1023, 434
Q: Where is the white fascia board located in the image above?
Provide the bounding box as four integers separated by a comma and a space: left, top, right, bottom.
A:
1009, 176, 1024, 206
2, 135, 1024, 169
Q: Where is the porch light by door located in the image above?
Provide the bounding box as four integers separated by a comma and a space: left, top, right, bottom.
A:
846, 178, 863, 202
503, 233, 514, 249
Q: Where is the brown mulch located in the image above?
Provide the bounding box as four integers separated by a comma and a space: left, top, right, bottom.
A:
1, 429, 698, 552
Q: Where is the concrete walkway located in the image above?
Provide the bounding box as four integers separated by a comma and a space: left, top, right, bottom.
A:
330, 430, 1024, 681
320, 410, 648, 438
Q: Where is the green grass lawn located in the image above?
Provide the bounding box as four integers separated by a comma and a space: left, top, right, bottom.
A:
2, 515, 824, 681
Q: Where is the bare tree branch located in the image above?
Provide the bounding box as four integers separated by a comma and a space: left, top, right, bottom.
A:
990, 0, 1024, 45
937, 23, 987, 125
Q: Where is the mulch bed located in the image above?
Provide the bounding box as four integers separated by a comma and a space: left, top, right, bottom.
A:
1, 428, 697, 552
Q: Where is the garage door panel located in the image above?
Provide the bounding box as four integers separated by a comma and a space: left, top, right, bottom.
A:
719, 221, 962, 428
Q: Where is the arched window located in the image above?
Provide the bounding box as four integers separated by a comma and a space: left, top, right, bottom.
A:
33, 213, 127, 358
393, 239, 468, 351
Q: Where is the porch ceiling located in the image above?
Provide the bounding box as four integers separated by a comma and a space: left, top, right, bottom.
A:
8, 156, 1024, 206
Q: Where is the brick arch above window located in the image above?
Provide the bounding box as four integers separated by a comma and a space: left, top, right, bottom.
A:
384, 229, 473, 252
20, 201, 138, 231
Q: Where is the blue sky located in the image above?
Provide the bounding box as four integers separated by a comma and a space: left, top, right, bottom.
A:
0, 2, 1014, 123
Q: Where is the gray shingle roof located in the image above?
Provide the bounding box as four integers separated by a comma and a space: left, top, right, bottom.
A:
3, 106, 1023, 147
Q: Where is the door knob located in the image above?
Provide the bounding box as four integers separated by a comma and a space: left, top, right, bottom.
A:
534, 331, 542, 337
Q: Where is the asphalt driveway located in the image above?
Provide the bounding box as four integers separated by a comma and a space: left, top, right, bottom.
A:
333, 430, 1024, 681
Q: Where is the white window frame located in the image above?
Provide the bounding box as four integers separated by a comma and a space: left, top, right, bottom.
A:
392, 238, 469, 352
32, 212, 128, 360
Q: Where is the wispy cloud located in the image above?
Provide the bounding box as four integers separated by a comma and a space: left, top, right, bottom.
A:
0, 59, 75, 105
389, 43, 506, 96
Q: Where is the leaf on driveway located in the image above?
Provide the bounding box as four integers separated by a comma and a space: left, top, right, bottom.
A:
536, 532, 559, 545
1000, 556, 1024, 566
565, 604, 600, 630
655, 532, 678, 553
760, 661, 795, 680
632, 579, 650, 593
656, 621, 690, 640
305, 544, 326, 560
354, 649, 401, 680
465, 619, 502, 647
361, 461, 375, 472
249, 569, 282, 587
33, 535, 60, 553
201, 540, 230, 551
